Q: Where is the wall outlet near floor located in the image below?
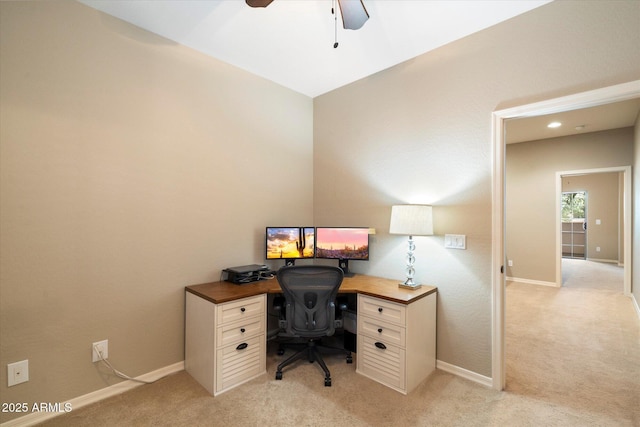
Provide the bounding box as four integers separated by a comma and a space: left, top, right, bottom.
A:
7, 359, 29, 387
92, 340, 109, 362
508, 260, 513, 267
596, 247, 601, 252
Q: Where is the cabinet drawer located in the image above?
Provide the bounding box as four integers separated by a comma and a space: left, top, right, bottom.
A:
217, 315, 265, 348
357, 335, 405, 391
215, 334, 265, 394
358, 295, 406, 326
217, 294, 264, 325
359, 316, 405, 348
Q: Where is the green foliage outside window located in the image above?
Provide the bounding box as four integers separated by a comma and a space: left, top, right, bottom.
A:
562, 192, 585, 221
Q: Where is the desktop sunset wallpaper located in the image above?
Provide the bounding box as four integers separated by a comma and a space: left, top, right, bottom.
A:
266, 227, 315, 259
316, 228, 369, 260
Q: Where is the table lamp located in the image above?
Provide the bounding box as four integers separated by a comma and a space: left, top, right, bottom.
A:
389, 205, 433, 290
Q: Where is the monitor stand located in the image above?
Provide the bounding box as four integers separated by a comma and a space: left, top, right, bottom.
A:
338, 259, 355, 277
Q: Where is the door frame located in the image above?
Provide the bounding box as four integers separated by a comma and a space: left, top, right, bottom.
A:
491, 80, 640, 390
556, 167, 631, 290
560, 190, 588, 261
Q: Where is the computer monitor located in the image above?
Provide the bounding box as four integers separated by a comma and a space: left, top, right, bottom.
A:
315, 227, 369, 276
265, 227, 315, 266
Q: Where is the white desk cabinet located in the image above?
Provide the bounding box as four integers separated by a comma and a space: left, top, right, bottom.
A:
185, 277, 436, 396
185, 292, 266, 396
356, 292, 436, 394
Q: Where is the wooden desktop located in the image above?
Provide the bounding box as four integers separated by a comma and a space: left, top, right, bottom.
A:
185, 274, 437, 396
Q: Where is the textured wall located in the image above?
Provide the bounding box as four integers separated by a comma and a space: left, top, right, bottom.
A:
506, 129, 633, 283
1, 0, 640, 419
0, 1, 312, 422
562, 172, 622, 263
314, 0, 640, 376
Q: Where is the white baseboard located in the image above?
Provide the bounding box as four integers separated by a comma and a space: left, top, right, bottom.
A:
436, 360, 493, 388
506, 277, 558, 287
585, 257, 618, 264
0, 361, 184, 427
2, 358, 498, 424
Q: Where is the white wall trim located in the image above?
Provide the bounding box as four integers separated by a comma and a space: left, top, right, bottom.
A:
436, 360, 493, 388
2, 359, 495, 425
0, 362, 184, 427
586, 258, 620, 264
632, 294, 640, 321
491, 79, 640, 391
555, 166, 632, 296
506, 277, 558, 287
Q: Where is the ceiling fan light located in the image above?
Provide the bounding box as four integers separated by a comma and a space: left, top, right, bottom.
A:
246, 0, 274, 8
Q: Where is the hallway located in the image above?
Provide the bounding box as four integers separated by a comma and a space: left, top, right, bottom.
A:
506, 259, 638, 425
561, 258, 624, 291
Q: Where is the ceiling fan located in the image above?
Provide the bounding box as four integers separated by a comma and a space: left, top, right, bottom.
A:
246, 0, 370, 47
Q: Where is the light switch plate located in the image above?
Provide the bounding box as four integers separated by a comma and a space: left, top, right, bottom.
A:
445, 234, 466, 250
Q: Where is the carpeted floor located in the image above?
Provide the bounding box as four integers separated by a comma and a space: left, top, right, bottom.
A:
506, 260, 638, 426
38, 260, 639, 426
561, 258, 624, 291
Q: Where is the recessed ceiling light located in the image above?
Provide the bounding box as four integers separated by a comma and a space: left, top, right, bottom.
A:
547, 121, 562, 128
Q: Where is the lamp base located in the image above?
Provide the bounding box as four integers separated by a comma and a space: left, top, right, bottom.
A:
398, 283, 422, 290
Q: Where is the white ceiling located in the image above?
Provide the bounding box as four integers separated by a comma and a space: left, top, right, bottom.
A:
80, 0, 551, 98
506, 98, 640, 144
79, 0, 638, 142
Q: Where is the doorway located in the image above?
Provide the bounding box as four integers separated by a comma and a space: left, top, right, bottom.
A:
561, 191, 586, 259
490, 80, 639, 390
554, 166, 630, 289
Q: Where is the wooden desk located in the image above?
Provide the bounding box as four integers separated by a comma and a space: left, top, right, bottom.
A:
185, 275, 436, 396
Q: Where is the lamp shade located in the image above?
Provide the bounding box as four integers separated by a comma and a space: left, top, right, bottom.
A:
389, 205, 433, 236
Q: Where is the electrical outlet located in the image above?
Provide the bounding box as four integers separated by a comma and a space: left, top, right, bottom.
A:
92, 340, 109, 362
508, 260, 513, 267
7, 360, 29, 387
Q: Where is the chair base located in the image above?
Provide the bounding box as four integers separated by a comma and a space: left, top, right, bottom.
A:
275, 339, 352, 387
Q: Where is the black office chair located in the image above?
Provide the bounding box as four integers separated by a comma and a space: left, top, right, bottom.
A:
274, 265, 352, 386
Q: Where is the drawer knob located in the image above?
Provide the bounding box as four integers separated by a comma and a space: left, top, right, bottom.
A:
377, 328, 383, 333
374, 342, 387, 350
236, 342, 248, 350
378, 307, 383, 313
240, 328, 246, 333
240, 307, 246, 313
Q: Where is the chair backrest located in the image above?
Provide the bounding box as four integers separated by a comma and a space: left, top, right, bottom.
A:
276, 265, 344, 338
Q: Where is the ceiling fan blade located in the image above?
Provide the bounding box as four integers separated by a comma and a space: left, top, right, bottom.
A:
337, 0, 369, 30
246, 0, 274, 7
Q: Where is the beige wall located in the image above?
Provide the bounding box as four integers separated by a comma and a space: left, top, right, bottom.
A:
506, 129, 633, 283
562, 172, 622, 263
2, 0, 640, 419
314, 0, 640, 377
0, 1, 312, 421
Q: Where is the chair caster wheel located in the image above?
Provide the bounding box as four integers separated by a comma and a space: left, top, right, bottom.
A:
277, 347, 285, 356
324, 377, 331, 387
275, 372, 282, 380
346, 355, 353, 364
